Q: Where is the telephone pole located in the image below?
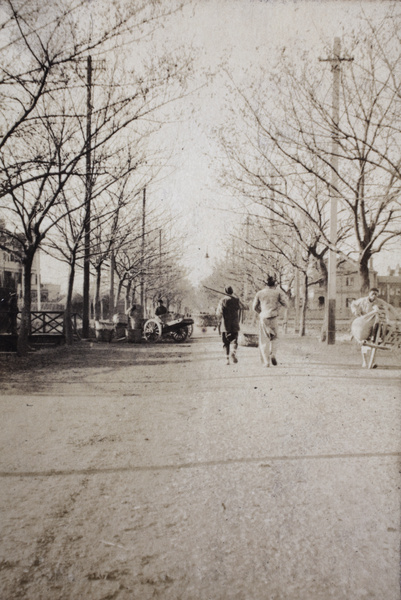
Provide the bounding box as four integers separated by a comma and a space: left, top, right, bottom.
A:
243, 216, 250, 302
320, 38, 353, 344
82, 55, 92, 338
159, 228, 162, 280
109, 248, 115, 317
140, 187, 146, 309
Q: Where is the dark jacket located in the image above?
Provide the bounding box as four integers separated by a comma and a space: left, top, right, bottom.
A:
155, 304, 167, 316
216, 295, 241, 333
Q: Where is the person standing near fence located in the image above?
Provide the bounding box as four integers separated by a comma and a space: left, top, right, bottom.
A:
216, 286, 241, 365
8, 292, 19, 336
252, 275, 288, 367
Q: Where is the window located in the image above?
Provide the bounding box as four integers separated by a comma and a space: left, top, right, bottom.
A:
345, 277, 354, 287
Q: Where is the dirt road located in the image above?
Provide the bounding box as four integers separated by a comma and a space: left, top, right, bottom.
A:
0, 329, 400, 599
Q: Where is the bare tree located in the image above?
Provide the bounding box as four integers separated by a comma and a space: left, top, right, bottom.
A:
0, 0, 193, 353
216, 6, 401, 319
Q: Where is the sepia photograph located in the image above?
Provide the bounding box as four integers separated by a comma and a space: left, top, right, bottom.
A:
0, 0, 400, 598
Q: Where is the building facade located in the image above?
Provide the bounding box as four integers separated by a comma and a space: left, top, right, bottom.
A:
0, 248, 39, 303
307, 259, 378, 318
377, 266, 401, 308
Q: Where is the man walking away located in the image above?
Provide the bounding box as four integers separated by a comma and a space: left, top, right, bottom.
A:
216, 286, 241, 365
252, 275, 288, 367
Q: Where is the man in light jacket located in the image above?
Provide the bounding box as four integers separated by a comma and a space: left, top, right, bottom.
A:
252, 275, 288, 367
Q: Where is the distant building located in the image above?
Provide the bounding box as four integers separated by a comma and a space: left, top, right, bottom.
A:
308, 259, 378, 318
377, 266, 401, 308
0, 230, 40, 304
31, 282, 61, 303
0, 223, 65, 313
0, 248, 23, 294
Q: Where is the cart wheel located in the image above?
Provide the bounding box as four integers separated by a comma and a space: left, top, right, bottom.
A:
187, 324, 194, 338
143, 319, 162, 342
170, 326, 188, 342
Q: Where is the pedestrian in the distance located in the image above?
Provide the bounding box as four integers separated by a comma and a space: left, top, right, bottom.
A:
8, 291, 19, 336
155, 298, 168, 324
216, 286, 241, 365
252, 275, 288, 367
155, 298, 167, 316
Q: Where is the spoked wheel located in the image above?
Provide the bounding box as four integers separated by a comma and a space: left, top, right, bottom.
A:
170, 326, 188, 342
186, 324, 194, 338
143, 319, 162, 342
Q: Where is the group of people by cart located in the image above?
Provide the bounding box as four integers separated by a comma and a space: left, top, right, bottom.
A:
215, 276, 400, 369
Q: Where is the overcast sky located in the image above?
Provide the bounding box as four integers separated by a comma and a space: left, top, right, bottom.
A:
149, 0, 399, 285
43, 0, 400, 291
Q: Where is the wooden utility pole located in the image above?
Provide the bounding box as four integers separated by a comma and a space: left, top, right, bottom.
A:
36, 249, 41, 311
294, 249, 300, 334
159, 229, 162, 280
243, 216, 250, 302
109, 248, 115, 317
82, 55, 92, 338
320, 38, 353, 344
269, 173, 275, 272
140, 187, 146, 308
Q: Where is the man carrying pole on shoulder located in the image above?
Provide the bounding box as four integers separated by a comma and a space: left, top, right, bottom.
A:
216, 285, 241, 365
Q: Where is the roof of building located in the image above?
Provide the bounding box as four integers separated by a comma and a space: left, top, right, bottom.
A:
377, 275, 401, 284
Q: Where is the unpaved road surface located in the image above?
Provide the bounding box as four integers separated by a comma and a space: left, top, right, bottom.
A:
0, 329, 400, 600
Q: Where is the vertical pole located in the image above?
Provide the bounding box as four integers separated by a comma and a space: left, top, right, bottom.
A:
109, 248, 115, 317
269, 175, 275, 274
159, 229, 162, 278
294, 260, 300, 334
83, 55, 92, 338
36, 249, 41, 311
326, 38, 340, 345
140, 187, 146, 308
244, 216, 249, 302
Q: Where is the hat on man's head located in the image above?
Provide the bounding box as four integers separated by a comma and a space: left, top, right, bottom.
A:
225, 286, 233, 295
158, 298, 164, 303
266, 275, 275, 287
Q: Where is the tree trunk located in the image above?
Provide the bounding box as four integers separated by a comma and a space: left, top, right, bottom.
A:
299, 273, 308, 337
125, 281, 132, 309
318, 258, 328, 342
64, 260, 76, 345
116, 277, 124, 306
94, 265, 102, 320
359, 254, 370, 295
17, 250, 35, 356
